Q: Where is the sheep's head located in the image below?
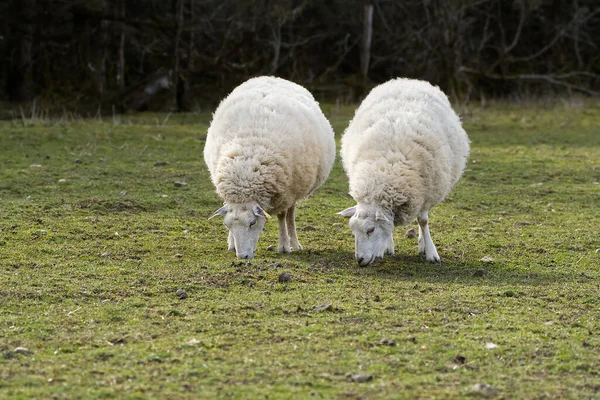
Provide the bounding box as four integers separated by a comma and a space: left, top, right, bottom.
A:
210, 202, 269, 259
338, 203, 394, 266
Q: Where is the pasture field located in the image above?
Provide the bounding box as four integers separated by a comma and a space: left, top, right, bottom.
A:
1, 102, 599, 399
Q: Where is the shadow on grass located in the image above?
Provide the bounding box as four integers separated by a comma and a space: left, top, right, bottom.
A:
282, 249, 587, 287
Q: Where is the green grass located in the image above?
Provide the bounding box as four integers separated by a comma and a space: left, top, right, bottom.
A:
1, 102, 599, 399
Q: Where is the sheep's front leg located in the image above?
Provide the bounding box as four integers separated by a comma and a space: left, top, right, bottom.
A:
418, 211, 440, 263
385, 239, 394, 256
277, 211, 291, 253
285, 204, 302, 251
228, 231, 235, 252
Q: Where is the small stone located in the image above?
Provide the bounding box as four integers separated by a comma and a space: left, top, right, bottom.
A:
114, 232, 120, 237
14, 347, 31, 355
596, 249, 600, 254
406, 228, 417, 239
454, 354, 466, 364
473, 269, 486, 277
350, 374, 373, 383
73, 159, 82, 164
99, 157, 105, 162
175, 253, 183, 258
485, 342, 498, 350
26, 196, 34, 201
174, 181, 188, 187
154, 161, 168, 167
314, 304, 332, 312
29, 164, 42, 168
302, 225, 317, 231
332, 223, 343, 228
119, 190, 127, 196
160, 194, 169, 198
480, 256, 494, 263
101, 252, 110, 257
472, 383, 498, 395
183, 229, 189, 234
380, 338, 396, 346
186, 338, 201, 345
58, 179, 67, 183
176, 289, 187, 299
278, 272, 292, 283
35, 230, 47, 234
267, 245, 275, 251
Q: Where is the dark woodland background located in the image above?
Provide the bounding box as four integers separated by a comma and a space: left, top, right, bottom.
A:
1, 0, 599, 113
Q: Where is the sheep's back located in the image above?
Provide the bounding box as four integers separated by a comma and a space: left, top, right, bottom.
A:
204, 77, 335, 209
341, 78, 469, 220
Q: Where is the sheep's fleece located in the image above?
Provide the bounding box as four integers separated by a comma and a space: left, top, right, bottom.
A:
340, 78, 470, 263
204, 76, 335, 257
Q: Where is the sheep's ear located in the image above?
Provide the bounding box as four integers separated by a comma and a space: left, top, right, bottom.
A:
375, 210, 390, 222
253, 205, 271, 219
208, 205, 228, 220
337, 206, 356, 218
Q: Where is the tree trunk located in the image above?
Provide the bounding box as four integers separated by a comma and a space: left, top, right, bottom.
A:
271, 24, 282, 74
360, 0, 374, 82
8, 0, 36, 101
174, 0, 185, 111
117, 0, 125, 90
188, 0, 195, 72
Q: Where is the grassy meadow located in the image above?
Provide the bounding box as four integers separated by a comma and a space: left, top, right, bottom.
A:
1, 101, 599, 399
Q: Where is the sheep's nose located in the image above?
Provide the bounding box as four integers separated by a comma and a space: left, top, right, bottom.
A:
357, 256, 372, 267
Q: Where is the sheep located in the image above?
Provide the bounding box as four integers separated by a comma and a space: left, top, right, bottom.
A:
204, 76, 336, 259
338, 78, 470, 266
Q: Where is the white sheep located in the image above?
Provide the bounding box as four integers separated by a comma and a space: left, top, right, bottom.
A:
204, 76, 336, 259
338, 78, 470, 266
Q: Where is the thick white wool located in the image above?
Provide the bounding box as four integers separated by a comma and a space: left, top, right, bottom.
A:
341, 78, 470, 225
204, 76, 335, 215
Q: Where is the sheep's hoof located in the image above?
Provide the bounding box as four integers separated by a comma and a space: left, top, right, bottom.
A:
278, 246, 291, 254
228, 246, 236, 253
426, 254, 441, 263
291, 242, 303, 251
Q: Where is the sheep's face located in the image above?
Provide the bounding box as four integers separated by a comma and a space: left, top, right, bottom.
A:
210, 202, 268, 259
338, 203, 394, 266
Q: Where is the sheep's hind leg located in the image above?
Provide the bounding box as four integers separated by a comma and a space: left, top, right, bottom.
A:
418, 211, 440, 263
228, 231, 235, 252
277, 210, 291, 253
286, 204, 303, 251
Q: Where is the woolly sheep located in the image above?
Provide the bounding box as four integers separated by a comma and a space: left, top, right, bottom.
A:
338, 78, 470, 266
204, 76, 336, 259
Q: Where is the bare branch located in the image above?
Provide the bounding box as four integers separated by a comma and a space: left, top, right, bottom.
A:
459, 66, 600, 96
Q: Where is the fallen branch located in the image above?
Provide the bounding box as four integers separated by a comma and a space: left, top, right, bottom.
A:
459, 66, 600, 96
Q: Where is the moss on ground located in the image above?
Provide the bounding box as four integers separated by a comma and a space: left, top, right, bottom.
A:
1, 102, 599, 399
